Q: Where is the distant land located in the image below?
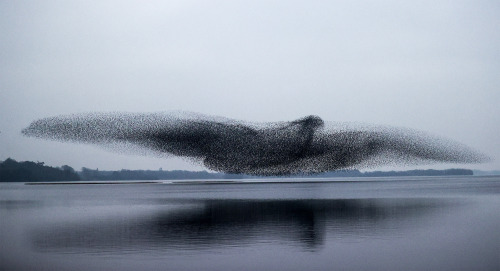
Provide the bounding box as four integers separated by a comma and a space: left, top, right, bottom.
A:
472, 170, 500, 176
1, 158, 493, 182
0, 158, 80, 182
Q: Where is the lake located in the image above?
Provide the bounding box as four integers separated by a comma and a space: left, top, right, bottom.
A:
1, 176, 499, 270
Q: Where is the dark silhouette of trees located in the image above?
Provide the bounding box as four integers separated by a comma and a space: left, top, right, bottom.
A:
77, 168, 232, 181
0, 158, 473, 182
0, 158, 80, 182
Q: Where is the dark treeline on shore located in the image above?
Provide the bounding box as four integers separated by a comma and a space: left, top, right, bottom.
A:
79, 167, 241, 181
314, 168, 474, 178
0, 158, 80, 182
0, 158, 474, 182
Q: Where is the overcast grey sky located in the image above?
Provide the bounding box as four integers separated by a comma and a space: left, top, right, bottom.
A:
1, 0, 499, 171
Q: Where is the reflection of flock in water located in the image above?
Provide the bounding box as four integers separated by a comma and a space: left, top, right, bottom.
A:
22, 112, 488, 176
32, 199, 446, 252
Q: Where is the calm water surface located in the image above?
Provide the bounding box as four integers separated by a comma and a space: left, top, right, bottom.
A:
1, 176, 499, 270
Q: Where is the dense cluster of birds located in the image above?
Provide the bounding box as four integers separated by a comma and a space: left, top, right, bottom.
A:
22, 112, 488, 176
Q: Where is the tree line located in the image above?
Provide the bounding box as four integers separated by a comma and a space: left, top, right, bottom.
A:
0, 158, 473, 182
0, 158, 80, 182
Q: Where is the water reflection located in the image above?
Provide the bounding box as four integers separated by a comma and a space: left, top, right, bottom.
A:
32, 199, 446, 253
0, 200, 40, 209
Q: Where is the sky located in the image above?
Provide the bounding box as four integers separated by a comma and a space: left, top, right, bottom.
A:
1, 0, 499, 172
